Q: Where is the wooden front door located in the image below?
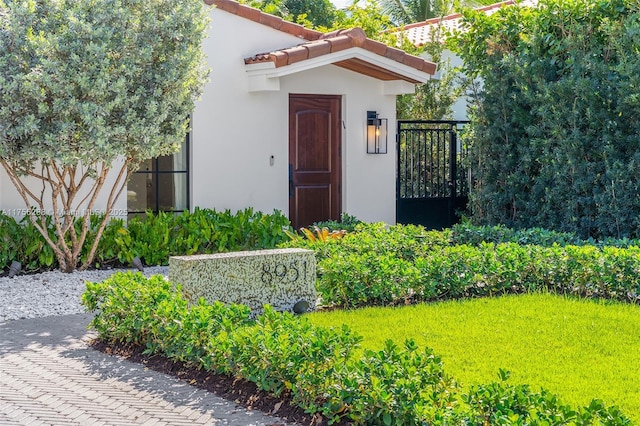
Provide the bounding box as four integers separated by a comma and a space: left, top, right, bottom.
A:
289, 94, 342, 229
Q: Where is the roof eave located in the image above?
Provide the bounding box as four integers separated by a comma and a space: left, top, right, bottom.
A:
245, 47, 433, 92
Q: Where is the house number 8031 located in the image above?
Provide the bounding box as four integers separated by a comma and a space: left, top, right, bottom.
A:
260, 260, 308, 285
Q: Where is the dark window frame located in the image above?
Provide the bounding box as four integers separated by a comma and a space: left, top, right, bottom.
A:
127, 130, 190, 217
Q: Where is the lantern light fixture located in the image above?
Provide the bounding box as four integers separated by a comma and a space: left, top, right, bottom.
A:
366, 111, 388, 154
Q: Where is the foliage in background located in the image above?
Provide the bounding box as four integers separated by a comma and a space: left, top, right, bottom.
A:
82, 272, 631, 425
451, 221, 640, 248
312, 212, 364, 232
449, 0, 640, 239
0, 208, 290, 274
395, 27, 466, 120
241, 0, 337, 28
0, 0, 210, 271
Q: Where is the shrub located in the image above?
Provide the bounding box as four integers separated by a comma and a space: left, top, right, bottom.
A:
463, 370, 632, 425
82, 272, 631, 425
300, 224, 640, 308
0, 212, 57, 273
312, 213, 364, 233
115, 207, 290, 266
0, 207, 290, 272
450, 0, 640, 239
451, 221, 640, 248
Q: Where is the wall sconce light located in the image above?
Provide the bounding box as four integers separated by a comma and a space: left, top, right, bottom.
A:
367, 111, 388, 154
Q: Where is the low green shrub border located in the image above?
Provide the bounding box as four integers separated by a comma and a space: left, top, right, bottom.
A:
312, 213, 364, 233
82, 272, 631, 425
0, 207, 290, 273
283, 223, 640, 308
451, 222, 640, 248
317, 242, 640, 308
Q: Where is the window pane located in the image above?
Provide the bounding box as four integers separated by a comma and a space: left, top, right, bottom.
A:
127, 173, 153, 212
156, 172, 188, 211
174, 143, 188, 171
173, 172, 188, 211
157, 143, 188, 172
127, 133, 189, 215
136, 159, 154, 172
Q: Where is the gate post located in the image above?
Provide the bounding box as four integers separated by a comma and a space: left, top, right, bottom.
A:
448, 126, 458, 225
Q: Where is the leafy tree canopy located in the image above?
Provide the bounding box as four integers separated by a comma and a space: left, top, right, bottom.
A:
378, 0, 497, 26
243, 0, 337, 28
449, 0, 640, 238
0, 0, 210, 271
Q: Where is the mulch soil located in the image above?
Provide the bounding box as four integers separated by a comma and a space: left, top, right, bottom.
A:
90, 340, 349, 426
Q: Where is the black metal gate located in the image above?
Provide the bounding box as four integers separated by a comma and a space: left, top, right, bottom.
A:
396, 120, 470, 229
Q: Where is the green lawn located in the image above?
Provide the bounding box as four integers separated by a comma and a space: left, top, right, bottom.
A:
308, 294, 640, 422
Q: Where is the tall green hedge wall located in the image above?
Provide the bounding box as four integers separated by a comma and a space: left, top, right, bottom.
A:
451, 0, 640, 239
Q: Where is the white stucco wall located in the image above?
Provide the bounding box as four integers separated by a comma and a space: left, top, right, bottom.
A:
0, 161, 128, 221
191, 8, 401, 225
442, 50, 469, 121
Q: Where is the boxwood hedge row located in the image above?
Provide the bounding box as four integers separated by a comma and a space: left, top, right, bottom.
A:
284, 223, 640, 309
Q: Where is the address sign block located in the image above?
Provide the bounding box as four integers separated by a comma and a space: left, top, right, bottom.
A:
168, 248, 317, 315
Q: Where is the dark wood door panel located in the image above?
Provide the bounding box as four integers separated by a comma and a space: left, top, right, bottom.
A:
293, 110, 332, 171
293, 185, 332, 228
289, 94, 341, 229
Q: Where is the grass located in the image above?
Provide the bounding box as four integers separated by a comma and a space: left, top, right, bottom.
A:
307, 293, 640, 422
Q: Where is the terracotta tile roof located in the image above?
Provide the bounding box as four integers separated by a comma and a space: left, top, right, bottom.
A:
207, 0, 436, 79
399, 0, 538, 46
245, 28, 436, 76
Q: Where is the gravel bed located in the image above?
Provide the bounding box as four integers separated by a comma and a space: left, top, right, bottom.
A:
0, 266, 168, 322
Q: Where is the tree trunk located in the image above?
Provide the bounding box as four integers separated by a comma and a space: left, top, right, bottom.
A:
0, 159, 131, 273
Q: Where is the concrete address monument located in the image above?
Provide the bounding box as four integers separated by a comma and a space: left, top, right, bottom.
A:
168, 248, 317, 315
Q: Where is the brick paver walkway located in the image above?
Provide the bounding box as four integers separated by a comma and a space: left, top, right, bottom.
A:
0, 313, 293, 425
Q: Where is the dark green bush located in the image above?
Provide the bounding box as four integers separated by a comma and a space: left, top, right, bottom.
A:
0, 213, 57, 273
82, 272, 630, 425
451, 221, 640, 248
463, 370, 631, 425
312, 213, 364, 233
115, 207, 290, 266
450, 0, 640, 239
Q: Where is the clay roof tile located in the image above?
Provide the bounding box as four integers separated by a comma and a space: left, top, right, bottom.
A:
305, 40, 332, 59
284, 45, 310, 64
258, 12, 284, 30
363, 39, 388, 56
326, 35, 354, 52
271, 51, 289, 68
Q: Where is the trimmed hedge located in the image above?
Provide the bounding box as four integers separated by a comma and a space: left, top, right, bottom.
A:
318, 242, 640, 308
82, 273, 631, 425
283, 223, 640, 308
